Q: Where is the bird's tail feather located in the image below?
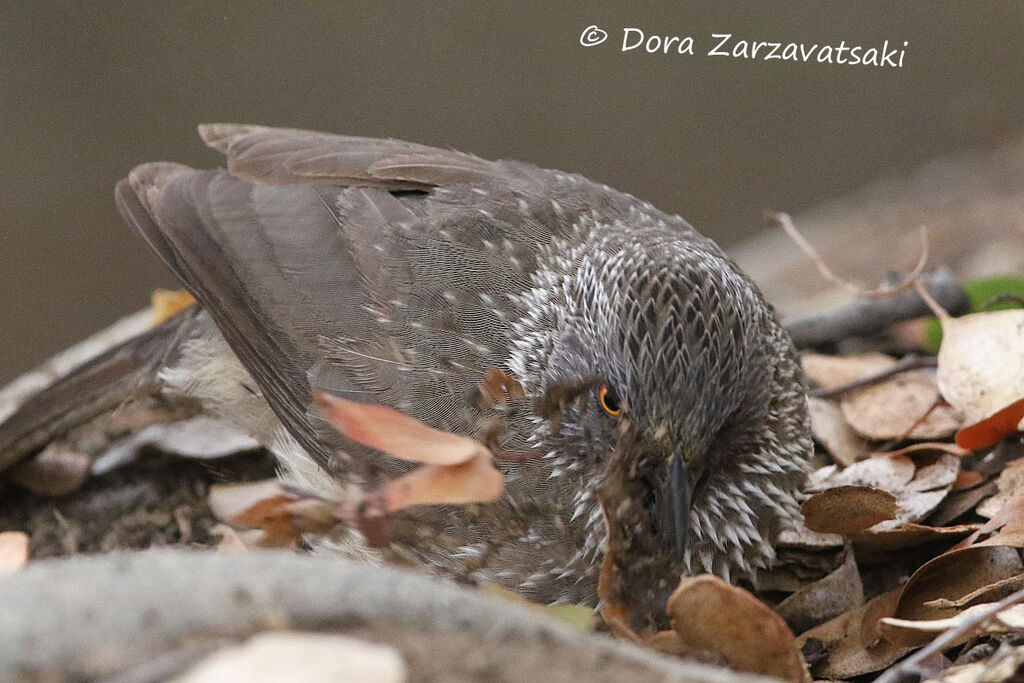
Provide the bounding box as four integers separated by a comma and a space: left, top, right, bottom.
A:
0, 309, 203, 473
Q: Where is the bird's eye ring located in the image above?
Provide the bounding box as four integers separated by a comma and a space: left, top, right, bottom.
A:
599, 385, 623, 417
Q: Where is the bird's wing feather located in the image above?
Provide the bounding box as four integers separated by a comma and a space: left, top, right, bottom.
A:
197, 123, 504, 189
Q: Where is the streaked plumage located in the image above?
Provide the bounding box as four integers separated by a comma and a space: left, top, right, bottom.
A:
0, 125, 812, 620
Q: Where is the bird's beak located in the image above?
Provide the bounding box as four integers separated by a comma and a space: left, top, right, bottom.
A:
657, 454, 694, 562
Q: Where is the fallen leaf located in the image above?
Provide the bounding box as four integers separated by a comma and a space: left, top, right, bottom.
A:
809, 454, 915, 492
889, 544, 1024, 642
840, 373, 963, 440
802, 352, 897, 388
955, 396, 1024, 450
808, 397, 867, 466
798, 587, 907, 679
479, 583, 594, 631
379, 454, 504, 512
775, 548, 864, 634
849, 523, 979, 560
952, 470, 985, 490
666, 574, 810, 682
802, 486, 898, 534
0, 531, 29, 574
936, 308, 1024, 425
314, 392, 489, 466
208, 479, 288, 522
924, 573, 1024, 610
977, 459, 1024, 518
880, 603, 1024, 648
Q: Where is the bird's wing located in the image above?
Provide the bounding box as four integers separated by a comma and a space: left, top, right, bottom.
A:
114, 126, 572, 472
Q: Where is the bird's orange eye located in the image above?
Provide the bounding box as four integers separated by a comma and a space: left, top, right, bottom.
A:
599, 385, 623, 416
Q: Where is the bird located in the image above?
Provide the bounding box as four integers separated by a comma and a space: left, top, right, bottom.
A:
0, 124, 811, 626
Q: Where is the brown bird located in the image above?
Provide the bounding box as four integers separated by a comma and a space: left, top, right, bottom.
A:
0, 125, 811, 624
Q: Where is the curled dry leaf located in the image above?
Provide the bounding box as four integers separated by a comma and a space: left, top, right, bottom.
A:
797, 587, 907, 679
380, 455, 503, 511
977, 459, 1024, 518
888, 544, 1024, 646
801, 486, 898, 535
666, 574, 810, 682
315, 392, 504, 513
924, 574, 1024, 611
936, 308, 1024, 427
956, 396, 1024, 451
314, 392, 488, 466
810, 454, 960, 527
808, 397, 867, 467
0, 531, 29, 574
880, 603, 1024, 649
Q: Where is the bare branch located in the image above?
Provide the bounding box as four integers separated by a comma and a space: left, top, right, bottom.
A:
765, 210, 929, 299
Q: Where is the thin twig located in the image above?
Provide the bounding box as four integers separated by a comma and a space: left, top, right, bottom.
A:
875, 584, 1024, 683
914, 278, 950, 321
765, 210, 929, 299
810, 354, 938, 399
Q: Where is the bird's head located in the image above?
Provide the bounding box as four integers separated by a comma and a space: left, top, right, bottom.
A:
510, 217, 810, 626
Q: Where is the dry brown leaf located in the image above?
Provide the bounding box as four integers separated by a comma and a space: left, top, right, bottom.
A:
840, 373, 963, 440
798, 587, 908, 679
0, 531, 29, 574
802, 486, 898, 534
314, 392, 504, 514
809, 454, 960, 540
666, 574, 810, 682
924, 573, 1024, 610
314, 392, 488, 466
880, 603, 1024, 648
936, 309, 1024, 426
809, 454, 916, 492
775, 549, 864, 635
849, 523, 979, 560
972, 495, 1024, 547
802, 352, 898, 388
808, 397, 867, 466
977, 459, 1024, 518
231, 495, 339, 547
208, 479, 289, 522
889, 544, 1024, 645
380, 455, 503, 512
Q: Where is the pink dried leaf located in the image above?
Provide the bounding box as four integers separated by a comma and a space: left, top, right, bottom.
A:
381, 455, 504, 512
314, 392, 487, 465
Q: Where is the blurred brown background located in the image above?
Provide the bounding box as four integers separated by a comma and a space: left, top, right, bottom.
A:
1, 1, 1023, 383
